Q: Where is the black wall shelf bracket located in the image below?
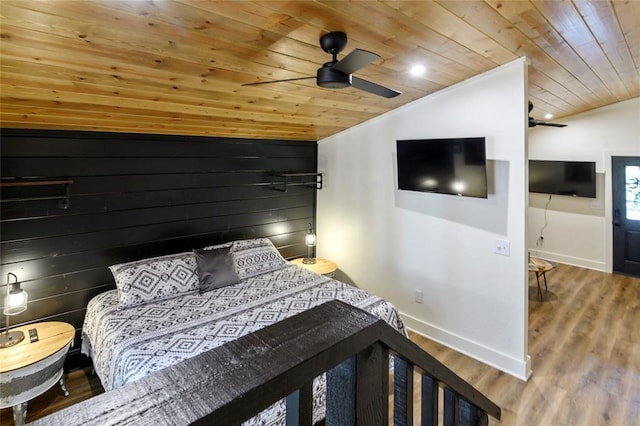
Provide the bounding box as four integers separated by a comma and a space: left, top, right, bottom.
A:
0, 179, 74, 209
272, 173, 323, 192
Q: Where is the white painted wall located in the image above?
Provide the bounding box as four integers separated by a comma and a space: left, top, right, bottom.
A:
317, 58, 531, 380
528, 98, 640, 271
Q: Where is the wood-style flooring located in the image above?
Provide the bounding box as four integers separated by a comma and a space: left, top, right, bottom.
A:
2, 263, 638, 425
409, 263, 640, 425
0, 366, 104, 425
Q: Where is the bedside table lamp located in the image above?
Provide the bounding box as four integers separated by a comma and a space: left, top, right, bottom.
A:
303, 223, 317, 264
1, 273, 28, 348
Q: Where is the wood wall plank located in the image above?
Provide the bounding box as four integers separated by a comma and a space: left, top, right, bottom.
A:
0, 129, 318, 370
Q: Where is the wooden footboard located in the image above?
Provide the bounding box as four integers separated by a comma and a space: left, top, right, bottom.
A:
32, 301, 500, 426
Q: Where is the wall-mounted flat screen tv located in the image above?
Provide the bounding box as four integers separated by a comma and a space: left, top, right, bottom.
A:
396, 137, 487, 198
529, 160, 596, 198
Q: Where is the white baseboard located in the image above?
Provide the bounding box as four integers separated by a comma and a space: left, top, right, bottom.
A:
528, 249, 607, 272
401, 312, 532, 381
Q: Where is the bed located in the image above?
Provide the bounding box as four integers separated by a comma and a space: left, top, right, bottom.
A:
82, 238, 406, 424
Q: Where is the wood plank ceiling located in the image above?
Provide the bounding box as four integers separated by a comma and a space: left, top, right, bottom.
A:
1, 1, 638, 141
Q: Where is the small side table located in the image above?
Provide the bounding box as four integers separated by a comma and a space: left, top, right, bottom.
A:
0, 321, 75, 426
291, 258, 338, 277
528, 257, 554, 301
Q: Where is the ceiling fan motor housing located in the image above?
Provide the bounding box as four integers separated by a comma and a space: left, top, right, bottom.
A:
320, 31, 348, 55
317, 66, 351, 88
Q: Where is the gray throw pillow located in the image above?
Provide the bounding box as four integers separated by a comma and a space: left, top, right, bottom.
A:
194, 246, 240, 292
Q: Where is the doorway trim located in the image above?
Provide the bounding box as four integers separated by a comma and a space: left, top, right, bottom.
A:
604, 150, 640, 273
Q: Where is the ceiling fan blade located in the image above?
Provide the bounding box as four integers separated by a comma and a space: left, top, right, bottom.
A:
332, 49, 380, 75
538, 122, 567, 127
242, 76, 314, 86
351, 76, 401, 98
529, 118, 567, 128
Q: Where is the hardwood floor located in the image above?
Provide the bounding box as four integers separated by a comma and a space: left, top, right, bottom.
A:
0, 367, 104, 425
2, 263, 638, 425
409, 263, 640, 425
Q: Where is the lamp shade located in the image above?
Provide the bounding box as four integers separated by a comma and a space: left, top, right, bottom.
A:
1, 273, 28, 348
305, 232, 316, 247
305, 223, 316, 247
4, 273, 27, 316
4, 287, 28, 315
303, 223, 317, 265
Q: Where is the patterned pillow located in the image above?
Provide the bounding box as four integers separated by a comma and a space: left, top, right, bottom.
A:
109, 252, 199, 308
230, 238, 287, 280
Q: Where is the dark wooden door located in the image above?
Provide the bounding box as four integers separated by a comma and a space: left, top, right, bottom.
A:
612, 156, 640, 277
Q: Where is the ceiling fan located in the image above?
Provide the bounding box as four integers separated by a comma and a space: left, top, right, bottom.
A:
528, 101, 567, 128
242, 31, 401, 98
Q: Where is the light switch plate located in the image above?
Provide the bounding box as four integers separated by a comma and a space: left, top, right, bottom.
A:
494, 239, 510, 256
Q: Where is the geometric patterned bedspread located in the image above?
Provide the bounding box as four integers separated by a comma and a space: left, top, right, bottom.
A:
82, 263, 406, 424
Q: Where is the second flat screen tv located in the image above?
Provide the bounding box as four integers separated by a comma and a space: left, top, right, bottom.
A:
529, 160, 596, 198
396, 137, 487, 198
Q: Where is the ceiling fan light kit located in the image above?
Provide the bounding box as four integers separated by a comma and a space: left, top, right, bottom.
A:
244, 31, 401, 98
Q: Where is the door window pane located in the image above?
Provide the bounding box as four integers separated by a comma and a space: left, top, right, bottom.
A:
626, 165, 640, 220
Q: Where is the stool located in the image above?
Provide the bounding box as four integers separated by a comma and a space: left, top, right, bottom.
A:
528, 257, 554, 301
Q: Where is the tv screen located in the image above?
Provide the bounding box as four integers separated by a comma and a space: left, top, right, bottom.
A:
529, 160, 596, 198
396, 137, 487, 198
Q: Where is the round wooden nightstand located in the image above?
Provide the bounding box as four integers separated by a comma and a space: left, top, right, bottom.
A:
290, 258, 338, 277
528, 257, 555, 301
0, 321, 75, 426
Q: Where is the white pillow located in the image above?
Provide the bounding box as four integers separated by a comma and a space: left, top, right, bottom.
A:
230, 238, 288, 280
109, 252, 199, 308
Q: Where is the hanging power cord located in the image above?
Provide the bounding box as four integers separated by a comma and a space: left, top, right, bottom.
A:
536, 194, 552, 247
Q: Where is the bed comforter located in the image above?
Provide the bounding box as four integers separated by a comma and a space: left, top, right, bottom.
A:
82, 263, 405, 424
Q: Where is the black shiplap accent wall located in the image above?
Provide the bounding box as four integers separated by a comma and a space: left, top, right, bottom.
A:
0, 129, 317, 369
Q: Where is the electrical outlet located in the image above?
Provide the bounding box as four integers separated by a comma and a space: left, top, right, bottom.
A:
590, 199, 603, 210
494, 239, 510, 256
415, 289, 424, 304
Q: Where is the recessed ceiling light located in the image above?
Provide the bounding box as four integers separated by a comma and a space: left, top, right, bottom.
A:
409, 64, 426, 76
544, 113, 553, 119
